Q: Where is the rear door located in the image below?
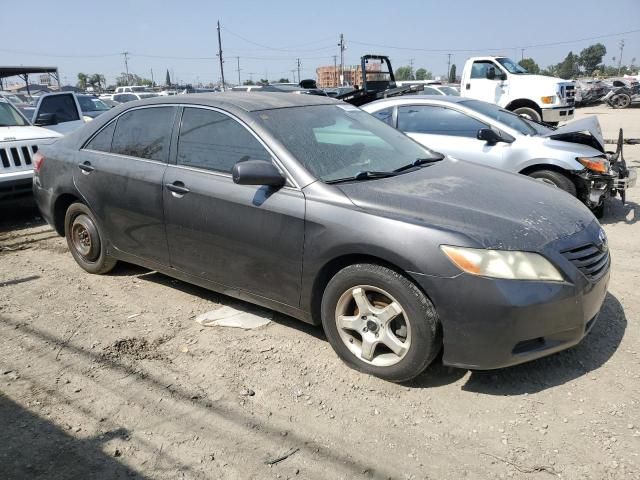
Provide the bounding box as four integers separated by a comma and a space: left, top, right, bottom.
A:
33, 93, 84, 134
396, 104, 505, 166
76, 105, 178, 265
163, 106, 305, 307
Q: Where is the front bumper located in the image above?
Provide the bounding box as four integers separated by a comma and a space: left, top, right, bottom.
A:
0, 172, 33, 200
411, 223, 609, 370
542, 106, 574, 123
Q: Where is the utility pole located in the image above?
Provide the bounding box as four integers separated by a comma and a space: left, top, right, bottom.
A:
338, 34, 345, 86
150, 68, 154, 87
521, 48, 525, 61
216, 20, 226, 90
121, 51, 130, 85
446, 53, 452, 80
297, 58, 301, 84
332, 55, 338, 87
291, 69, 296, 83
618, 39, 625, 75
236, 56, 241, 85
409, 58, 414, 79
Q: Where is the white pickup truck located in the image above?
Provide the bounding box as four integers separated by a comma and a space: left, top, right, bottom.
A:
0, 95, 61, 200
460, 56, 575, 124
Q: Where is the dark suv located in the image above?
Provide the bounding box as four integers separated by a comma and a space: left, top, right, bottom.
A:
33, 93, 609, 382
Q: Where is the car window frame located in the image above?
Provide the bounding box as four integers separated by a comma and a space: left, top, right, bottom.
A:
172, 105, 299, 190
81, 104, 179, 165
397, 103, 490, 138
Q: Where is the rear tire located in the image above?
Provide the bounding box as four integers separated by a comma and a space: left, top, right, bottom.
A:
321, 263, 441, 382
527, 170, 577, 197
65, 202, 116, 274
610, 93, 631, 109
513, 106, 542, 122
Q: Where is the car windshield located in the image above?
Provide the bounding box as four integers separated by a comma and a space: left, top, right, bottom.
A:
254, 104, 441, 183
495, 57, 528, 74
461, 99, 551, 136
78, 96, 110, 112
0, 98, 29, 126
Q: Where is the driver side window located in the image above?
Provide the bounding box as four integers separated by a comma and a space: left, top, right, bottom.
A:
470, 61, 499, 79
397, 105, 487, 138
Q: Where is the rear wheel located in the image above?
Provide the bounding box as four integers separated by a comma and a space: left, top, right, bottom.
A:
65, 202, 116, 274
610, 93, 631, 109
321, 263, 440, 382
513, 106, 542, 122
527, 170, 577, 197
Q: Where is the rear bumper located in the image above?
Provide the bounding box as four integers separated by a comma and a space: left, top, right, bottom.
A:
32, 180, 56, 229
542, 106, 574, 123
411, 223, 609, 370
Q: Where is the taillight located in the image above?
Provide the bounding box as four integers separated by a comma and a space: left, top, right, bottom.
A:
33, 152, 45, 173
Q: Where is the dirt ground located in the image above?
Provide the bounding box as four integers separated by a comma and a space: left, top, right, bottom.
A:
1, 104, 639, 480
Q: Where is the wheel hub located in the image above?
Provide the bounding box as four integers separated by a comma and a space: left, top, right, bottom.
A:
366, 319, 379, 333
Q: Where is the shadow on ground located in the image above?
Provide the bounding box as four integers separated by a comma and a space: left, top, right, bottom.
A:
0, 394, 145, 479
600, 200, 639, 225
0, 196, 43, 233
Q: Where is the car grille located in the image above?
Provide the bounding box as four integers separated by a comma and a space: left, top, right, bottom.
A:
560, 243, 609, 281
561, 85, 576, 106
0, 144, 38, 170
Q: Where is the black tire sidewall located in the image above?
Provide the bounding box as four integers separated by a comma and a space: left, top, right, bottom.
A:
321, 264, 440, 382
528, 170, 577, 197
513, 107, 541, 122
64, 203, 115, 274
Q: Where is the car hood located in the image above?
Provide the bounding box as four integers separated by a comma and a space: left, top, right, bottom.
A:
336, 158, 595, 250
541, 116, 605, 153
0, 124, 62, 141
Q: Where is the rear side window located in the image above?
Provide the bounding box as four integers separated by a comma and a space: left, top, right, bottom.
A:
372, 107, 394, 126
38, 94, 80, 123
177, 107, 269, 173
85, 121, 116, 152
111, 106, 176, 162
398, 105, 487, 137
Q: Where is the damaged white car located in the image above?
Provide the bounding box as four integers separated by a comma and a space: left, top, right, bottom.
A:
363, 96, 636, 216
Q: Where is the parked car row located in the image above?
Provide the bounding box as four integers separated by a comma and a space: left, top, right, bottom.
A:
31, 92, 623, 382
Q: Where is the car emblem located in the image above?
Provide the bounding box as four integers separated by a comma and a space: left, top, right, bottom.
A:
597, 228, 608, 252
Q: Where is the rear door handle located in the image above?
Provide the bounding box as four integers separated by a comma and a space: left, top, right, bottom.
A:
165, 182, 190, 196
78, 161, 94, 174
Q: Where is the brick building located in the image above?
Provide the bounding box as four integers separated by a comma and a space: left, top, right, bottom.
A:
316, 65, 363, 88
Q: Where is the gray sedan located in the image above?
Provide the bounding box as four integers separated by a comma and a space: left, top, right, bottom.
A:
33, 93, 608, 381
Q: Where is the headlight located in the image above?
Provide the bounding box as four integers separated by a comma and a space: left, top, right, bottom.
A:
577, 156, 609, 174
440, 245, 564, 281
541, 96, 555, 104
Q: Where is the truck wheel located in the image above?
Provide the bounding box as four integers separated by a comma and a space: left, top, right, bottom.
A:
513, 106, 542, 122
610, 93, 631, 109
527, 170, 577, 197
321, 263, 441, 383
64, 202, 117, 274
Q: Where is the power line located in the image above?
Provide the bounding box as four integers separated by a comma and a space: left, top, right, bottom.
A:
221, 28, 335, 53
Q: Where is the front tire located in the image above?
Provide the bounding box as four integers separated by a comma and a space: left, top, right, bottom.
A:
513, 106, 542, 122
527, 170, 577, 197
65, 202, 116, 274
321, 264, 440, 382
610, 93, 631, 109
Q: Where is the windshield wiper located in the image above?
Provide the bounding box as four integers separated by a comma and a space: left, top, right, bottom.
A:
326, 170, 398, 184
393, 155, 444, 173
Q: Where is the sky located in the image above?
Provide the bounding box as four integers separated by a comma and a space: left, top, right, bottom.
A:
1, 0, 639, 87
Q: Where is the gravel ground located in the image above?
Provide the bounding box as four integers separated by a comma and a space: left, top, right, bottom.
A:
1, 104, 639, 480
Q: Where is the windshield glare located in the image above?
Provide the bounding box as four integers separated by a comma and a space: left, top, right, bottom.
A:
461, 99, 551, 136
255, 105, 439, 182
0, 99, 29, 126
496, 58, 528, 74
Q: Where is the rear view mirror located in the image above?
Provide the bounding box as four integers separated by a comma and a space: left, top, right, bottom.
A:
232, 160, 285, 187
477, 128, 512, 145
35, 112, 57, 126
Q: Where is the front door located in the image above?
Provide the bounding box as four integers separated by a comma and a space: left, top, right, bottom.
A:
163, 106, 305, 307
34, 93, 85, 134
396, 104, 506, 167
465, 60, 505, 105
75, 105, 178, 265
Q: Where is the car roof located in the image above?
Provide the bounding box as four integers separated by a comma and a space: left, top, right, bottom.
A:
134, 91, 338, 112
366, 95, 469, 108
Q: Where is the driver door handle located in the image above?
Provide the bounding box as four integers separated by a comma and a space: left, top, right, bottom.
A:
165, 182, 190, 196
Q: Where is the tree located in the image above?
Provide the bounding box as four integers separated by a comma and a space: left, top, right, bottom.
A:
578, 43, 607, 75
88, 73, 105, 92
448, 64, 457, 83
518, 58, 540, 74
540, 64, 559, 77
258, 78, 269, 85
415, 68, 433, 80
394, 66, 414, 81
165, 69, 171, 86
556, 52, 579, 79
277, 77, 290, 83
115, 72, 153, 87
243, 80, 255, 86
77, 72, 88, 90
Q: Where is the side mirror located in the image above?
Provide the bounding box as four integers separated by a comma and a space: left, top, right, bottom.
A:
232, 160, 286, 187
477, 128, 510, 145
499, 72, 508, 81
34, 112, 57, 126
486, 67, 496, 80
